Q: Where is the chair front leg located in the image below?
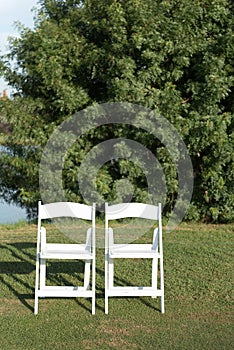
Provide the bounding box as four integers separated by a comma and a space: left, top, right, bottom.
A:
108, 257, 114, 289
34, 253, 40, 314
40, 258, 46, 290
160, 256, 165, 313
105, 251, 109, 314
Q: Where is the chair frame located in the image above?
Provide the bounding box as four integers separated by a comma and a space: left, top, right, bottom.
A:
105, 202, 164, 314
34, 201, 96, 315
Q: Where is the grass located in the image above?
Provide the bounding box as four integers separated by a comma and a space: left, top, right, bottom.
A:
0, 222, 233, 349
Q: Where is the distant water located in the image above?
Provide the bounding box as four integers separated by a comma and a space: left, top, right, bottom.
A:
0, 201, 27, 224
0, 145, 28, 223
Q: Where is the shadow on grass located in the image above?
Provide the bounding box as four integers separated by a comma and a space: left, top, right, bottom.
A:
0, 242, 161, 314
0, 242, 105, 314
0, 242, 35, 312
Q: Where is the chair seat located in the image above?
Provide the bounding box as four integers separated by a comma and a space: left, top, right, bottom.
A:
109, 244, 160, 258
41, 243, 93, 259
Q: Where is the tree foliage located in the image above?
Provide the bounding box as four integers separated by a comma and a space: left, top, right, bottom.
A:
0, 0, 233, 221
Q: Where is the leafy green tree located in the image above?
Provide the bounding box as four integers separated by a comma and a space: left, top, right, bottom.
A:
0, 0, 233, 222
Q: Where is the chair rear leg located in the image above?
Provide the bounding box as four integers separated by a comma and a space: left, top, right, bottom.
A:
84, 260, 91, 290
151, 257, 158, 298
92, 259, 95, 315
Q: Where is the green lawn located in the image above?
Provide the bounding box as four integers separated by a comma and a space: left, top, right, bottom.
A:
0, 222, 233, 349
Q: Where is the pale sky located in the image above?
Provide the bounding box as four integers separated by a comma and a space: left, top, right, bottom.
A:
0, 0, 40, 95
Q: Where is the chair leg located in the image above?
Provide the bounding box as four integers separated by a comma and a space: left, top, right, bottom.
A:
161, 293, 165, 314
34, 255, 39, 314
92, 258, 95, 315
151, 257, 158, 298
160, 257, 165, 313
40, 258, 46, 290
105, 294, 108, 315
34, 288, 39, 315
109, 257, 114, 289
34, 293, 38, 315
34, 270, 39, 315
105, 252, 109, 314
84, 260, 91, 290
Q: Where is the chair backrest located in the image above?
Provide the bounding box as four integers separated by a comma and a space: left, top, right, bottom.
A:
38, 201, 94, 220
105, 202, 161, 221
37, 201, 96, 246
105, 202, 162, 249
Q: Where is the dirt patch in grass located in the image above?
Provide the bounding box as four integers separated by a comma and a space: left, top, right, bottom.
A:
94, 318, 153, 349
185, 310, 233, 324
0, 297, 30, 315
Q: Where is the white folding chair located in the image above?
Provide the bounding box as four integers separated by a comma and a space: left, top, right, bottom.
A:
34, 201, 96, 315
105, 202, 164, 314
